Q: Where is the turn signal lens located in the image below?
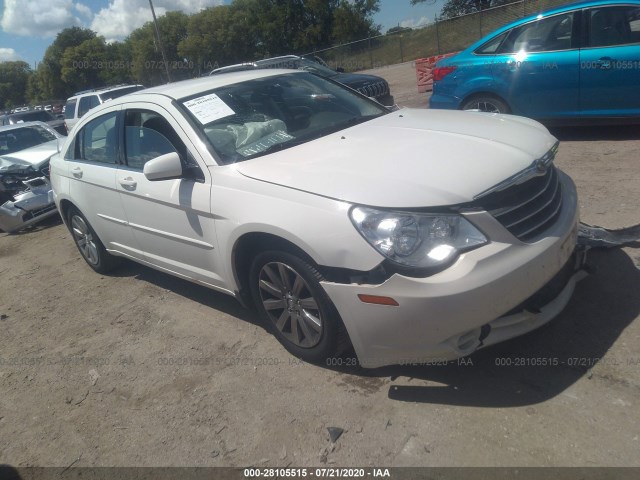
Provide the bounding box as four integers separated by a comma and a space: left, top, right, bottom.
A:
358, 294, 399, 306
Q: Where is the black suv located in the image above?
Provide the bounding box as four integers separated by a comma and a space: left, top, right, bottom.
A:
211, 55, 394, 106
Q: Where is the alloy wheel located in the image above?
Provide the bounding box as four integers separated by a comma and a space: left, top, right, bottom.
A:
71, 214, 100, 266
257, 261, 323, 348
464, 100, 503, 113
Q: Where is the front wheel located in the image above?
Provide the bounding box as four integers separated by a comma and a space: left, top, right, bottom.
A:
67, 206, 121, 273
462, 95, 510, 114
249, 250, 350, 364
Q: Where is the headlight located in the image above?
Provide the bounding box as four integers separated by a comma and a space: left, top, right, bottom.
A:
350, 206, 487, 270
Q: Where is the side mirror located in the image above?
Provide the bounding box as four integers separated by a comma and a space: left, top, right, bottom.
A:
336, 67, 345, 73
143, 151, 183, 181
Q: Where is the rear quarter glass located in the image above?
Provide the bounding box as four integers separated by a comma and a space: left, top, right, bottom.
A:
64, 100, 77, 119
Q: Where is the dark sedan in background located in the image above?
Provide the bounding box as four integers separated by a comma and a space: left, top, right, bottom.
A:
1, 110, 66, 135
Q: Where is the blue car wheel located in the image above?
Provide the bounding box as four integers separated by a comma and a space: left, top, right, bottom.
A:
461, 95, 510, 114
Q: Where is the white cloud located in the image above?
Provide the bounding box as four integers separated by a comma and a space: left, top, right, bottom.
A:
1, 0, 82, 37
0, 47, 21, 61
400, 16, 430, 29
90, 0, 223, 41
75, 2, 93, 20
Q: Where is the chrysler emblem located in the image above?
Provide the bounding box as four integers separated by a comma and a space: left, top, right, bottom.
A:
536, 156, 552, 173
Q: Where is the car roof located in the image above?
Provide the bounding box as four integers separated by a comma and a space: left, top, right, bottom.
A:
487, 0, 639, 36
255, 55, 301, 64
462, 0, 640, 52
210, 55, 307, 75
210, 63, 258, 74
0, 121, 54, 133
66, 84, 144, 101
133, 69, 303, 101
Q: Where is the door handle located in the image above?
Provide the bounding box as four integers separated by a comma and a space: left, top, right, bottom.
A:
119, 177, 137, 189
71, 166, 83, 178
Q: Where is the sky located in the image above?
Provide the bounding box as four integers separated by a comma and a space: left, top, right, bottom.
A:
0, 0, 441, 68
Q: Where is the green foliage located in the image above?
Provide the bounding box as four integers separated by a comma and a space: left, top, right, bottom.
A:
39, 27, 97, 99
442, 0, 513, 18
387, 26, 411, 34
61, 37, 108, 92
178, 4, 258, 74
178, 0, 378, 68
127, 11, 190, 85
332, 0, 381, 44
413, 0, 512, 19
6, 0, 383, 106
0, 61, 32, 110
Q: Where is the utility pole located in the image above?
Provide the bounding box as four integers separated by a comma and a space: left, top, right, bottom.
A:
148, 0, 171, 83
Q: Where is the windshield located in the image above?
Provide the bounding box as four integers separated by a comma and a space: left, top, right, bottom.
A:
181, 72, 388, 164
0, 125, 57, 155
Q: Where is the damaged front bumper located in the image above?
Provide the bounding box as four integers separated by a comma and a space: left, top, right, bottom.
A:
578, 222, 640, 249
0, 177, 58, 233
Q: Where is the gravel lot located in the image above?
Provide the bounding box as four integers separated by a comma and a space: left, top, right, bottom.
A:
1, 62, 639, 468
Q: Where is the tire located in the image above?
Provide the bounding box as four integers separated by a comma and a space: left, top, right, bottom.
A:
462, 95, 510, 114
67, 206, 121, 273
249, 250, 350, 364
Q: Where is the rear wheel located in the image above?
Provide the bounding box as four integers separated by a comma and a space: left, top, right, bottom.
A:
462, 95, 510, 114
249, 250, 350, 364
67, 206, 120, 273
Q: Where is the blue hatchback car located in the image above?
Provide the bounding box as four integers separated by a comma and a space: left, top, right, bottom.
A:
430, 0, 640, 123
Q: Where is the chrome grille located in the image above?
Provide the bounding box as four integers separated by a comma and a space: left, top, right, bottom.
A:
475, 166, 563, 242
357, 81, 388, 99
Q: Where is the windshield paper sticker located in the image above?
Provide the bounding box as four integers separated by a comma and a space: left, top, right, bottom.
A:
183, 94, 235, 124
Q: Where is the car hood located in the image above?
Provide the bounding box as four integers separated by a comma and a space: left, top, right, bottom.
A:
234, 109, 558, 208
330, 72, 387, 89
0, 139, 61, 169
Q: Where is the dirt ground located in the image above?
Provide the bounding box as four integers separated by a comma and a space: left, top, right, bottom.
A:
1, 62, 639, 468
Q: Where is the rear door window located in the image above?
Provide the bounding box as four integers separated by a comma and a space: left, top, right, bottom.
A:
64, 99, 77, 119
588, 6, 640, 47
499, 12, 575, 53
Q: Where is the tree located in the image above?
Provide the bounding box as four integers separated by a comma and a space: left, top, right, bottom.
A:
39, 27, 97, 99
332, 0, 381, 44
127, 11, 191, 85
26, 68, 46, 104
20, 0, 387, 95
178, 4, 259, 74
61, 37, 108, 92
0, 61, 32, 109
412, 0, 510, 19
179, 0, 374, 70
387, 25, 411, 34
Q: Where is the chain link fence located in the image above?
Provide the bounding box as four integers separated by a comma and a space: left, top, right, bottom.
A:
309, 0, 575, 72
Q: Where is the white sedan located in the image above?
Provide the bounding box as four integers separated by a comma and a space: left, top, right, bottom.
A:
50, 69, 583, 368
